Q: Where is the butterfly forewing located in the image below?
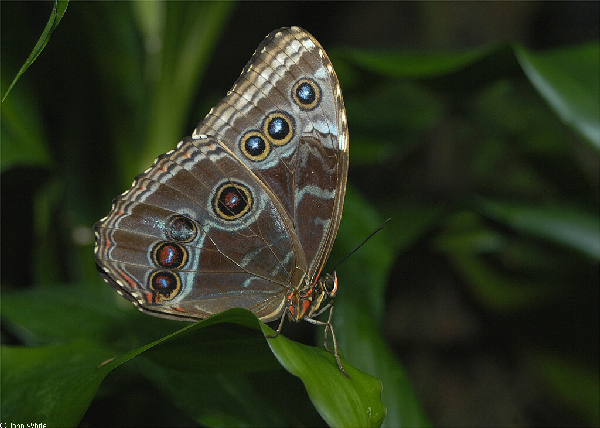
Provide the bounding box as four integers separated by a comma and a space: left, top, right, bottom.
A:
195, 27, 348, 282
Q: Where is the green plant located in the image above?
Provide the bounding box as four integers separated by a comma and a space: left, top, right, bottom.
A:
2, 2, 598, 427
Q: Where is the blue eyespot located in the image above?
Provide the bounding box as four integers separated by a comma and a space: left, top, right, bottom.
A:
292, 78, 321, 110
263, 112, 294, 145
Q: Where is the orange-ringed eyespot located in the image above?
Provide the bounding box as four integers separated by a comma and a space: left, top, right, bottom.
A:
152, 241, 188, 269
263, 111, 294, 146
213, 182, 252, 220
240, 131, 270, 161
292, 78, 321, 110
149, 270, 181, 302
167, 215, 197, 242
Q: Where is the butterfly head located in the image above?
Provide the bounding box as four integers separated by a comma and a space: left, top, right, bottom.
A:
319, 271, 338, 298
285, 271, 338, 323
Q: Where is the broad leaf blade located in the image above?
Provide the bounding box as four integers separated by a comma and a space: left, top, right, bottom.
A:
515, 43, 600, 148
2, 282, 383, 427
1, 340, 120, 426
478, 198, 600, 260
261, 323, 386, 428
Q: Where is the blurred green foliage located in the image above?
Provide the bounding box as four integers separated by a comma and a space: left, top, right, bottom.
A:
2, 2, 598, 427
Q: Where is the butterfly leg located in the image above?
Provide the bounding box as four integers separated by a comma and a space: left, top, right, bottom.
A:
323, 302, 335, 354
309, 300, 334, 352
266, 311, 287, 338
306, 305, 348, 378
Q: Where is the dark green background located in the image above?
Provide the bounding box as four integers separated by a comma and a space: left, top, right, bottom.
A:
2, 2, 598, 427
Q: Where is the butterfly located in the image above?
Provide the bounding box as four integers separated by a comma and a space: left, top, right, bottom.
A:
94, 26, 349, 375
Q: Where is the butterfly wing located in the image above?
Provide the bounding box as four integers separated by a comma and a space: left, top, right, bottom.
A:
94, 136, 294, 321
94, 27, 348, 322
195, 26, 349, 282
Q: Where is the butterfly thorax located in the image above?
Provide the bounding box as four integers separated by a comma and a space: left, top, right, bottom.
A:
286, 272, 337, 322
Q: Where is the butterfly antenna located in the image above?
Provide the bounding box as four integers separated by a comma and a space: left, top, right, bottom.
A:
331, 218, 391, 272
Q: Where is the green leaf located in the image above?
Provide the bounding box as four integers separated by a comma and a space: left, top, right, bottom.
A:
345, 81, 443, 137
139, 360, 303, 427
342, 44, 499, 78
261, 323, 386, 428
515, 43, 600, 148
441, 249, 555, 312
142, 309, 281, 374
2, 279, 385, 427
0, 282, 177, 344
1, 340, 120, 426
437, 210, 565, 312
342, 42, 599, 148
478, 198, 600, 260
139, 311, 324, 426
2, 0, 69, 102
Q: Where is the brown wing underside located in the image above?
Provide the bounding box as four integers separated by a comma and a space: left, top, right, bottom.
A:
94, 27, 348, 322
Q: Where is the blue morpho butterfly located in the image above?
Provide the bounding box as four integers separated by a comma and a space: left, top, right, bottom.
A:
94, 27, 349, 375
